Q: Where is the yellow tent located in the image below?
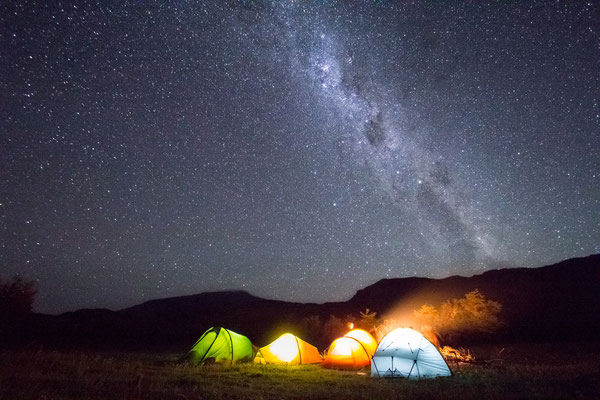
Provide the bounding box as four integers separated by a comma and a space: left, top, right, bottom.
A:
322, 329, 377, 369
345, 329, 377, 355
256, 333, 321, 364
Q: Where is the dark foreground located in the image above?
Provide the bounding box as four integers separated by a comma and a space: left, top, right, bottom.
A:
1, 342, 598, 400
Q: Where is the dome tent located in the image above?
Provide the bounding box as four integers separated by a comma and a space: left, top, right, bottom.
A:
256, 333, 321, 364
371, 328, 451, 379
345, 329, 378, 355
322, 329, 377, 369
183, 326, 254, 364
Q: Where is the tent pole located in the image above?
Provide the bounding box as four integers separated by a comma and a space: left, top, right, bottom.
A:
372, 358, 380, 377
224, 328, 234, 364
199, 327, 221, 364
294, 335, 302, 364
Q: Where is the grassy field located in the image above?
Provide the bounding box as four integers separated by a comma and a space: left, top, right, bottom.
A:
1, 343, 598, 400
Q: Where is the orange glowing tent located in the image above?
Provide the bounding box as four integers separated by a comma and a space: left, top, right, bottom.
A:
255, 333, 322, 364
322, 329, 377, 369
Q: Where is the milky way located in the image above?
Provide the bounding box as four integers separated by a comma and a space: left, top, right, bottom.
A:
1, 1, 599, 313
300, 28, 502, 263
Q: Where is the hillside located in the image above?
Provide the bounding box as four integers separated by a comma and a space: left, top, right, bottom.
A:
14, 254, 600, 350
347, 254, 600, 341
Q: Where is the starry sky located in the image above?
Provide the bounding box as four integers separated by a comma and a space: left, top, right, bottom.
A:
1, 1, 599, 314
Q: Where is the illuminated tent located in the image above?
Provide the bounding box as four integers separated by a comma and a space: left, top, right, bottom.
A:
183, 326, 254, 364
322, 329, 377, 369
371, 328, 451, 379
256, 333, 321, 364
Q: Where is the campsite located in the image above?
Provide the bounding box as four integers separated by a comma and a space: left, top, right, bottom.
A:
1, 342, 598, 399
3, 1, 600, 398
1, 255, 599, 399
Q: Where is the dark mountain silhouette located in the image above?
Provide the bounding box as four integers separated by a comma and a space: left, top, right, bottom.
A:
14, 254, 600, 350
347, 254, 600, 342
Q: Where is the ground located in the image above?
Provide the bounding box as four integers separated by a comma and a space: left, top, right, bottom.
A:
1, 343, 598, 400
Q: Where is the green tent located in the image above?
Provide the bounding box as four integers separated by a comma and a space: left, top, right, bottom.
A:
184, 327, 254, 364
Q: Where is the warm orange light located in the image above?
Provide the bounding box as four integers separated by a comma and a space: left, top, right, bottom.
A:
328, 337, 354, 355
440, 346, 474, 362
322, 336, 371, 369
259, 333, 322, 364
344, 329, 378, 356
268, 333, 299, 363
348, 322, 354, 330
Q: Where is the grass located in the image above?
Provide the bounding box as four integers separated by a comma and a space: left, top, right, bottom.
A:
1, 343, 598, 400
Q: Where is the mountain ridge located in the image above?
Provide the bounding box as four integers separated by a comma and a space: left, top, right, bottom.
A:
13, 254, 600, 350
49, 254, 597, 316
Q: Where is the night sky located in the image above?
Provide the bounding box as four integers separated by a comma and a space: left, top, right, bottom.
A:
1, 1, 599, 314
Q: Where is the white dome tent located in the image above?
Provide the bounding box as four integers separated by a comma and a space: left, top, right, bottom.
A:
371, 328, 452, 379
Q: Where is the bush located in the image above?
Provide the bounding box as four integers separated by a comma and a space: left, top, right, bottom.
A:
414, 289, 502, 342
0, 275, 37, 320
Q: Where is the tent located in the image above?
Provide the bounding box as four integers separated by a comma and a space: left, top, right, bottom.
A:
183, 326, 254, 364
371, 328, 451, 379
322, 329, 377, 369
256, 333, 321, 364
345, 329, 378, 355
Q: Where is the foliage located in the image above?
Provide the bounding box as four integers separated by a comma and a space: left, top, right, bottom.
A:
0, 275, 37, 319
322, 315, 348, 344
301, 315, 322, 332
299, 315, 323, 347
358, 308, 380, 335
358, 309, 408, 341
413, 289, 502, 341
440, 346, 475, 363
299, 314, 357, 349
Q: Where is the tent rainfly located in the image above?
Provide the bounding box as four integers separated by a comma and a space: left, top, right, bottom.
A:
371, 328, 452, 379
256, 333, 322, 364
183, 326, 254, 364
322, 329, 378, 369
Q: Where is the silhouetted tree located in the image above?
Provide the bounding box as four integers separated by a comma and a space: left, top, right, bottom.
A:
322, 315, 347, 344
358, 308, 381, 336
299, 315, 322, 345
0, 275, 37, 320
